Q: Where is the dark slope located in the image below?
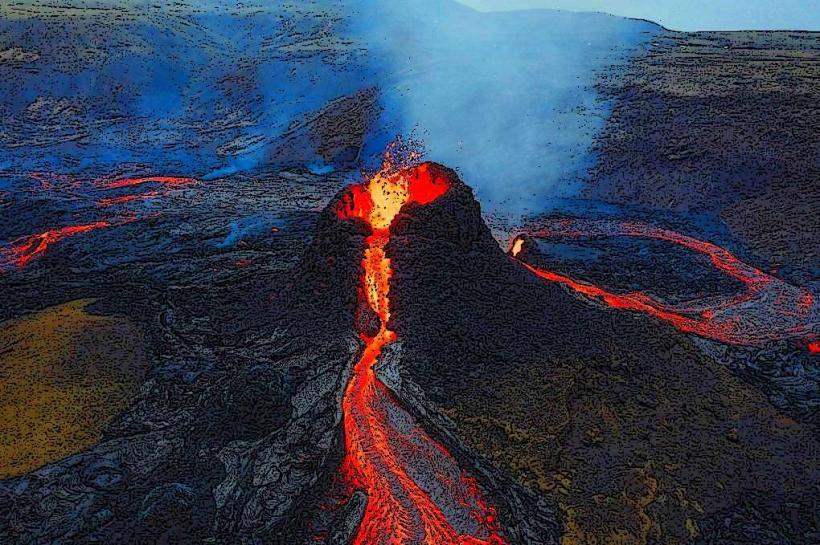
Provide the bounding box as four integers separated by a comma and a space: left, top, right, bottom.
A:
386, 168, 820, 545
587, 31, 820, 284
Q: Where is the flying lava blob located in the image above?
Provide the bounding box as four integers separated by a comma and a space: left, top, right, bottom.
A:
336, 160, 507, 545
510, 219, 817, 347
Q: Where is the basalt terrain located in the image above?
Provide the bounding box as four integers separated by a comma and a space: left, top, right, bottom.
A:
1, 3, 819, 545
587, 30, 820, 285
1, 164, 818, 545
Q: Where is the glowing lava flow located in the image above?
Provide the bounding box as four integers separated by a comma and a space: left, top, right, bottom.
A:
95, 176, 198, 190
336, 163, 507, 545
511, 219, 817, 346
95, 176, 198, 208
96, 191, 162, 207
1, 172, 200, 271
0, 221, 113, 269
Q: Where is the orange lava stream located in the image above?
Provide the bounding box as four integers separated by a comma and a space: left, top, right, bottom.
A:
2, 171, 198, 271
95, 176, 198, 190
96, 190, 162, 207
521, 262, 741, 342
338, 163, 506, 545
512, 219, 817, 346
95, 176, 198, 208
0, 221, 113, 269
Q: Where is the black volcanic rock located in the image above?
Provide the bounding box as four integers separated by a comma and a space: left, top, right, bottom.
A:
269, 185, 369, 347
386, 166, 820, 545
1, 163, 817, 545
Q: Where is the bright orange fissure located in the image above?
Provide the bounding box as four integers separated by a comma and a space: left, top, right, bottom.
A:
337, 162, 507, 545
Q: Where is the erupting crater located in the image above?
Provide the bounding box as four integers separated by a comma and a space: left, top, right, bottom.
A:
335, 161, 507, 545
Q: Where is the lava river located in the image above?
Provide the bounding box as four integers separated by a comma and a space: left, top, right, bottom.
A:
1, 173, 199, 271
511, 218, 817, 347
335, 163, 507, 545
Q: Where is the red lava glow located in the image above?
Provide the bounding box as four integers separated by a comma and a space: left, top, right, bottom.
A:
96, 190, 162, 207
24, 171, 82, 192
510, 238, 524, 258
337, 160, 506, 545
512, 219, 817, 346
95, 176, 198, 208
808, 341, 820, 354
96, 175, 199, 190
335, 162, 451, 227
0, 221, 112, 269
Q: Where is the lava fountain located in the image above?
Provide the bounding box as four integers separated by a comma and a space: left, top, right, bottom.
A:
335, 162, 507, 545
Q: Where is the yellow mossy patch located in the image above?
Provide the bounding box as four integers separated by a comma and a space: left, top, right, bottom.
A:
560, 467, 667, 545
0, 299, 146, 478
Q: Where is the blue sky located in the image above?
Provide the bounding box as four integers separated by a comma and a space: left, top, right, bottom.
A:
456, 0, 820, 31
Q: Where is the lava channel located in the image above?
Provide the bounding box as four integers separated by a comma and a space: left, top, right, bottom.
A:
336, 162, 507, 545
1, 221, 113, 269
95, 176, 198, 208
95, 175, 199, 190
511, 218, 817, 346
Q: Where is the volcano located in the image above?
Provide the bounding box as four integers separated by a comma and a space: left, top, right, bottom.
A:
1, 162, 818, 545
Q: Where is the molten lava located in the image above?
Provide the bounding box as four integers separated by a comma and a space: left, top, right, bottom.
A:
510, 238, 524, 258
2, 172, 199, 271
511, 219, 817, 346
95, 176, 198, 190
95, 176, 198, 208
1, 221, 112, 269
337, 162, 506, 545
96, 191, 162, 207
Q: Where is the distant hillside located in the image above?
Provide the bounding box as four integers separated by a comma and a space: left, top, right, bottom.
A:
0, 0, 660, 214
586, 31, 820, 283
